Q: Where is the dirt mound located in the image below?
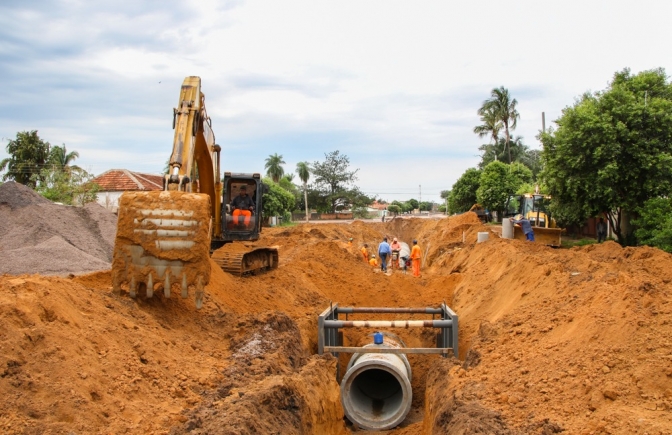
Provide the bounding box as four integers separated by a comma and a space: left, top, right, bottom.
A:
0, 235, 111, 275
0, 181, 117, 275
0, 199, 671, 434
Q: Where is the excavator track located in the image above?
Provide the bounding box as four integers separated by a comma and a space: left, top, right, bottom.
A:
211, 247, 279, 276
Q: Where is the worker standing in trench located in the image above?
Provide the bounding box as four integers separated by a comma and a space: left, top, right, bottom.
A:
410, 239, 422, 277
390, 237, 402, 269
361, 244, 369, 263
378, 237, 391, 272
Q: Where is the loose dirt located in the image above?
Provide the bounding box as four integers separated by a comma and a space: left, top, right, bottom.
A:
0, 182, 117, 275
0, 181, 671, 434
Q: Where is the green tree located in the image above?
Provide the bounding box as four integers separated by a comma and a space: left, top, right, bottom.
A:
390, 200, 408, 214
448, 168, 481, 213
48, 145, 81, 175
479, 87, 520, 164
509, 162, 533, 186
540, 68, 672, 243
310, 150, 367, 213
261, 177, 295, 222
387, 204, 401, 215
35, 167, 99, 205
419, 201, 433, 211
633, 198, 672, 252
296, 161, 311, 221
478, 136, 529, 170
406, 198, 419, 210
0, 131, 52, 188
264, 153, 286, 183
474, 105, 503, 166
477, 161, 517, 220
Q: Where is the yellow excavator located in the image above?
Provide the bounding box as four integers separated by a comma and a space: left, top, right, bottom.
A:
112, 76, 278, 308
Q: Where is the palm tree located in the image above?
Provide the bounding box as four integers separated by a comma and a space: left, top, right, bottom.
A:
264, 153, 286, 183
49, 145, 81, 175
480, 87, 520, 164
296, 161, 310, 221
473, 106, 502, 156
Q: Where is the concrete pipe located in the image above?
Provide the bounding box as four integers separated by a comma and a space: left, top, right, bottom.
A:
502, 218, 514, 239
340, 333, 412, 430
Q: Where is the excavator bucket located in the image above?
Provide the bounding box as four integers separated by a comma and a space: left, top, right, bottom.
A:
112, 191, 212, 308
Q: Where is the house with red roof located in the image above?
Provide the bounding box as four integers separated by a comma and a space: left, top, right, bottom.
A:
91, 169, 163, 212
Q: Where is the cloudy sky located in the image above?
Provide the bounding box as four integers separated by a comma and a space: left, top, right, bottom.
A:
1, 0, 670, 203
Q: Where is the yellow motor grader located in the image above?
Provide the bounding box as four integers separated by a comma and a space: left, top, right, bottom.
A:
112, 76, 277, 308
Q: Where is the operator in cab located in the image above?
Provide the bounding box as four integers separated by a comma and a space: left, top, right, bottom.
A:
231, 185, 255, 227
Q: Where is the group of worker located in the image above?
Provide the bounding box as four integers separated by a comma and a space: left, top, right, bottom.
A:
358, 237, 422, 277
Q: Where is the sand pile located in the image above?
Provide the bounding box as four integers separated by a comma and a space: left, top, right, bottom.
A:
0, 202, 671, 434
0, 182, 117, 275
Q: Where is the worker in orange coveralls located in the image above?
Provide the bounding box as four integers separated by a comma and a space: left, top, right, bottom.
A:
410, 239, 422, 277
230, 185, 254, 227
361, 244, 369, 263
369, 254, 378, 267
390, 237, 402, 269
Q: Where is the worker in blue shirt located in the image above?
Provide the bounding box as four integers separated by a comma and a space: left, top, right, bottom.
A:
378, 237, 391, 272
510, 214, 535, 242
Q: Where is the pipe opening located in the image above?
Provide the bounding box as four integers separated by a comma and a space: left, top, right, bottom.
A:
341, 354, 411, 430
350, 368, 404, 417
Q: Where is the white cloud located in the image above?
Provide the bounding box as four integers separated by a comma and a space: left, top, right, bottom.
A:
1, 0, 671, 203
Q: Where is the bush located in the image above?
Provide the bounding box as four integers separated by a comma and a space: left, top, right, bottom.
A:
634, 198, 672, 252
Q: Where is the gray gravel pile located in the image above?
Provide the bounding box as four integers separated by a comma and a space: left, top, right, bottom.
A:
0, 182, 118, 276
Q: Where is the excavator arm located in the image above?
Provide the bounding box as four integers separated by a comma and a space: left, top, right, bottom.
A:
112, 77, 222, 308
166, 76, 222, 235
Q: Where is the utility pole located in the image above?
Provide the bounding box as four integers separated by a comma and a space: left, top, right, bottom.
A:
419, 185, 421, 204
542, 112, 546, 133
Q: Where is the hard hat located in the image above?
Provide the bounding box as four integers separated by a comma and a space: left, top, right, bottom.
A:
372, 254, 375, 258
514, 214, 523, 221
349, 238, 353, 241
393, 237, 398, 242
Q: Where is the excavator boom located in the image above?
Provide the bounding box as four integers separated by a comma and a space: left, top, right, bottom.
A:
112, 76, 277, 309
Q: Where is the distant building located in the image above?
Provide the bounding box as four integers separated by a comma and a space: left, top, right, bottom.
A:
91, 169, 163, 212
369, 201, 388, 217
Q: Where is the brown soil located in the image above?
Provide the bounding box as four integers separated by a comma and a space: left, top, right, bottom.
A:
1, 181, 671, 434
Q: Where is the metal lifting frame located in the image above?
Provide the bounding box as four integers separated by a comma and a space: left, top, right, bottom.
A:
317, 302, 458, 359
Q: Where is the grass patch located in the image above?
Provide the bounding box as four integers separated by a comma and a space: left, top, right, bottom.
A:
562, 238, 595, 248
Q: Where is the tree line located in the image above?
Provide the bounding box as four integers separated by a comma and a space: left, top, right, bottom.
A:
0, 130, 98, 204
446, 67, 672, 252
261, 150, 376, 221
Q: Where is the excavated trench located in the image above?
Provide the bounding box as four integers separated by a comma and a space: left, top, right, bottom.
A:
3, 183, 672, 435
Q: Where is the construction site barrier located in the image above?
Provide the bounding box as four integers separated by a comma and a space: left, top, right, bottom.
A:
317, 303, 458, 430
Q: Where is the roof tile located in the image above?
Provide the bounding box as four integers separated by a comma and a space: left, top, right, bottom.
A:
91, 169, 163, 191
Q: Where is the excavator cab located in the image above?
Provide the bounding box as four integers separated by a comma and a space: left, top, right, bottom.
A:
210, 172, 277, 276
218, 173, 264, 245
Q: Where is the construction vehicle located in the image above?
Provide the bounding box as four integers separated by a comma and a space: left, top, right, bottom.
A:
468, 203, 492, 223
504, 193, 563, 246
112, 76, 278, 308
